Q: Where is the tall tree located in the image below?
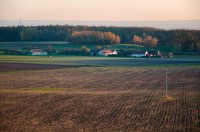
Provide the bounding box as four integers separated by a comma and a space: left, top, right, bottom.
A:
142, 35, 159, 47
133, 35, 142, 44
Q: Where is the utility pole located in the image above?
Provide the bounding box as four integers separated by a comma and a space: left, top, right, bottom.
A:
20, 18, 21, 27
165, 69, 168, 96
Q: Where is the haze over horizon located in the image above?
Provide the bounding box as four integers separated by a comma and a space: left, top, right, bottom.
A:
0, 20, 200, 30
0, 0, 200, 29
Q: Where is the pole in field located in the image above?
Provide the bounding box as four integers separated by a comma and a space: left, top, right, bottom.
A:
165, 69, 168, 97
20, 18, 21, 27
163, 68, 174, 100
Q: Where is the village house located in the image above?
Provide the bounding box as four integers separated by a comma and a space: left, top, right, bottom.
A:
98, 50, 117, 56
147, 50, 162, 57
30, 49, 47, 55
130, 50, 148, 57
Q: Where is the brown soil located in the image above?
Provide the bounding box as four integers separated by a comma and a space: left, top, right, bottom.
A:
0, 64, 200, 131
0, 62, 81, 72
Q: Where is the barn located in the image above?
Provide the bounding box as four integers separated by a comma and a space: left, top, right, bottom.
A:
98, 50, 117, 56
30, 49, 47, 55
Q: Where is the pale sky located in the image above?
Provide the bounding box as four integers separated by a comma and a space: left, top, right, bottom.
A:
0, 0, 200, 21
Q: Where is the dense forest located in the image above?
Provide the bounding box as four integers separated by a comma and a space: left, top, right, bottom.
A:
0, 25, 200, 52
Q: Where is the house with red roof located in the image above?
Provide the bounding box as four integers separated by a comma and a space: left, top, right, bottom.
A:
98, 50, 117, 56
30, 49, 47, 55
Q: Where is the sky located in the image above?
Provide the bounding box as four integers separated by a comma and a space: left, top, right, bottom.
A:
0, 0, 200, 21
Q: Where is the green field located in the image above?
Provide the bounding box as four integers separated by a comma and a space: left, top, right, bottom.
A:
0, 42, 145, 50
0, 55, 200, 68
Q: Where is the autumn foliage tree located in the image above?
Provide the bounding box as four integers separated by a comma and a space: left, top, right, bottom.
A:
133, 35, 142, 44
81, 46, 90, 55
133, 35, 159, 48
71, 30, 120, 45
142, 35, 159, 48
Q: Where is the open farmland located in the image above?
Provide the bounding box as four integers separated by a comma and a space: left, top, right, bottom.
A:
0, 42, 145, 50
0, 60, 200, 131
0, 55, 200, 67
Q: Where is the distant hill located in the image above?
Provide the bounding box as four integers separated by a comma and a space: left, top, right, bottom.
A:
0, 20, 200, 30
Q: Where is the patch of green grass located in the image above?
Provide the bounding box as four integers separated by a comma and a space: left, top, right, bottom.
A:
0, 41, 68, 50
0, 55, 125, 66
154, 96, 176, 101
24, 87, 64, 92
106, 44, 145, 50
161, 96, 176, 101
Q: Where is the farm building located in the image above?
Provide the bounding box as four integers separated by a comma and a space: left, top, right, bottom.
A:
130, 50, 148, 57
148, 50, 162, 57
98, 50, 117, 56
30, 49, 47, 55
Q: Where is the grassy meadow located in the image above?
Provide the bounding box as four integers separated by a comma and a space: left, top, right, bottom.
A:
0, 42, 143, 49
0, 42, 175, 53
0, 55, 200, 68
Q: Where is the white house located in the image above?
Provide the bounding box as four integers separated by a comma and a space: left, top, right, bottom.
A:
98, 50, 117, 56
130, 50, 148, 57
30, 49, 47, 55
148, 50, 162, 57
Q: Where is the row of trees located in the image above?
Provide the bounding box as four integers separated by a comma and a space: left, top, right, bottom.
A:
71, 30, 120, 45
133, 34, 159, 47
0, 25, 200, 51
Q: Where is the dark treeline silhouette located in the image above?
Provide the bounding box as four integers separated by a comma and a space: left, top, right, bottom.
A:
0, 25, 200, 51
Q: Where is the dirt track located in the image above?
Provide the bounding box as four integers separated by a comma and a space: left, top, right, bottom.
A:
0, 64, 200, 131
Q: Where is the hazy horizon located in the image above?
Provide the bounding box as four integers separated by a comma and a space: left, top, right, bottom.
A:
0, 0, 200, 30
0, 0, 200, 21
0, 20, 200, 30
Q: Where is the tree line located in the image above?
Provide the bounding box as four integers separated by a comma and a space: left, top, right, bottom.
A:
0, 25, 200, 51
71, 30, 120, 45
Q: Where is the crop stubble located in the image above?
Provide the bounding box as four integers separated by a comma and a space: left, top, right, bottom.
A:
0, 65, 200, 131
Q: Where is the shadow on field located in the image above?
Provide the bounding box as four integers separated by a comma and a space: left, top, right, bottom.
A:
77, 58, 200, 66
1, 58, 200, 72
0, 62, 99, 72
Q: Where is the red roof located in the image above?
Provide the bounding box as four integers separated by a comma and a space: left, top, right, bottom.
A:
31, 49, 43, 52
102, 50, 113, 54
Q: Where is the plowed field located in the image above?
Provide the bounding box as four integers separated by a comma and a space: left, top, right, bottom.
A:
0, 63, 200, 131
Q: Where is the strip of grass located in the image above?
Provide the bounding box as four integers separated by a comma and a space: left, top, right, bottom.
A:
154, 96, 176, 101
24, 87, 64, 92
0, 55, 199, 68
0, 42, 144, 50
161, 96, 176, 101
